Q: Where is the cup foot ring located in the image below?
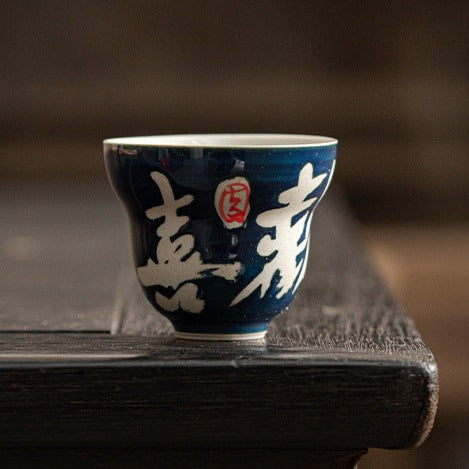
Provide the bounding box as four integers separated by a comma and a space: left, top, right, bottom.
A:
173, 330, 267, 341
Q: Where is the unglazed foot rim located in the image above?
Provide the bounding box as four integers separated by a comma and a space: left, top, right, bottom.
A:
174, 330, 267, 341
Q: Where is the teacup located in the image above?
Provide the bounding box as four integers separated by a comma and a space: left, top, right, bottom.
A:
104, 134, 337, 340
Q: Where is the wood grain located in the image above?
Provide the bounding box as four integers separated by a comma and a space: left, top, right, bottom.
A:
0, 448, 366, 469
0, 184, 438, 457
0, 182, 126, 331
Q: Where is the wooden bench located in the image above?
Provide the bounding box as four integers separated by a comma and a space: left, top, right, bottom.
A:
0, 183, 438, 468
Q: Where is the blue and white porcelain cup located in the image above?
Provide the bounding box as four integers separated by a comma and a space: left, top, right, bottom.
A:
104, 134, 337, 340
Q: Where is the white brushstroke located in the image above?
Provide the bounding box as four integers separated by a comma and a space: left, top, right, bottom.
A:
230, 162, 333, 306
137, 171, 242, 313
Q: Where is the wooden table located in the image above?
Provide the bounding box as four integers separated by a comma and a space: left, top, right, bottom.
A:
0, 182, 438, 468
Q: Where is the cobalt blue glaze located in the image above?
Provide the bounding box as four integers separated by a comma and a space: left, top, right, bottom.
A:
104, 135, 337, 339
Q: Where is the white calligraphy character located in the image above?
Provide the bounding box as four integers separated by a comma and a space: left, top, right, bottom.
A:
230, 162, 334, 306
137, 171, 242, 313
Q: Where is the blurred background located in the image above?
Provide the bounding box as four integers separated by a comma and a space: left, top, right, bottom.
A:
0, 1, 467, 466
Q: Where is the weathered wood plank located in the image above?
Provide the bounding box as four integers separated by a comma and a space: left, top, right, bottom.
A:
0, 182, 127, 331
0, 448, 367, 469
0, 184, 438, 454
0, 344, 433, 449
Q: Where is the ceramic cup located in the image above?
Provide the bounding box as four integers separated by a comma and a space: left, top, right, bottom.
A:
104, 134, 337, 340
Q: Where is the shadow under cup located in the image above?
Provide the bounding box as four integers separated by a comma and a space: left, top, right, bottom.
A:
104, 134, 337, 340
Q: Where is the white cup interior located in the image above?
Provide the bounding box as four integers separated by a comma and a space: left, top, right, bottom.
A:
103, 134, 337, 148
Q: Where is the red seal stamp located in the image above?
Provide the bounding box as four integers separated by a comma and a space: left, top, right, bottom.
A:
215, 177, 251, 229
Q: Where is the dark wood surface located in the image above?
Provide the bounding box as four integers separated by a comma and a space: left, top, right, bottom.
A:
0, 183, 438, 466
0, 448, 366, 469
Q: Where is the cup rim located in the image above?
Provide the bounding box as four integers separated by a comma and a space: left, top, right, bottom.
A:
103, 133, 337, 149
